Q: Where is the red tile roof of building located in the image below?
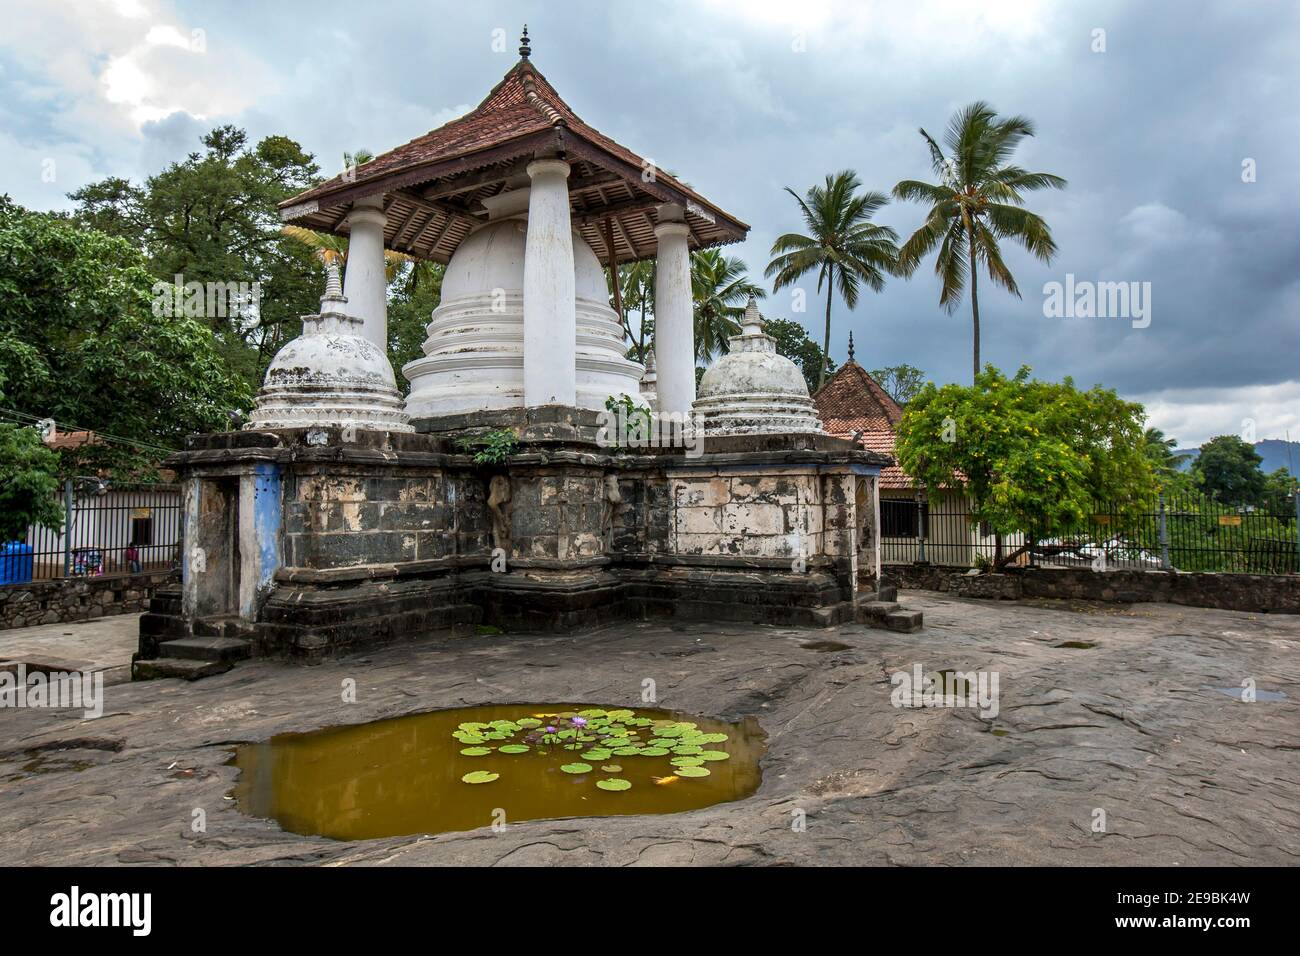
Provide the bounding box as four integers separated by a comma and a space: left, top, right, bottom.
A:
813, 361, 913, 489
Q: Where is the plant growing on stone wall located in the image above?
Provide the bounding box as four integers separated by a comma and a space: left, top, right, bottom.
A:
602, 394, 652, 448
455, 429, 518, 466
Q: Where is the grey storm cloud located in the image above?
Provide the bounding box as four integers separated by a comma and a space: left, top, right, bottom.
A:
3, 0, 1297, 443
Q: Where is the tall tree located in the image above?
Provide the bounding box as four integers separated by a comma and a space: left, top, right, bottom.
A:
69, 126, 324, 389
893, 102, 1066, 381
895, 365, 1154, 568
1193, 435, 1267, 506
766, 171, 899, 390
0, 197, 250, 475
870, 364, 927, 405
1142, 426, 1189, 486
614, 259, 655, 364
0, 424, 65, 543
691, 249, 765, 362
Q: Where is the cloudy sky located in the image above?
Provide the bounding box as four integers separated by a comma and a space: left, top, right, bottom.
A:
3, 0, 1297, 447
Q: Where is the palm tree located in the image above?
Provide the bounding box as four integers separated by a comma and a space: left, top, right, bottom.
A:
614, 259, 655, 364
1143, 426, 1188, 482
766, 171, 900, 391
691, 249, 765, 362
893, 102, 1066, 381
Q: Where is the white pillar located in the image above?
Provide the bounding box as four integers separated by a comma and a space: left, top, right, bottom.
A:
523, 158, 576, 407
343, 195, 388, 352
653, 207, 694, 416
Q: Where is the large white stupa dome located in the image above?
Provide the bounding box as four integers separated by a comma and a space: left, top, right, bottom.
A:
403, 187, 644, 417
693, 297, 823, 435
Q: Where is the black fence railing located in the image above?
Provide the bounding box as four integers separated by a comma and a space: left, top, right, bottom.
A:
10, 481, 183, 583
881, 492, 1299, 575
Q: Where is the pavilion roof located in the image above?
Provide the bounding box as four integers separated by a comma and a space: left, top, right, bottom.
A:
278, 43, 749, 265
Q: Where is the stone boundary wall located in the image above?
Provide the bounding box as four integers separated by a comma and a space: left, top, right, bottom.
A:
0, 571, 178, 630
891, 563, 1299, 614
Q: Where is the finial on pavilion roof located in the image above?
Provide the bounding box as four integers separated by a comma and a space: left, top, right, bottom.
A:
847, 330, 855, 362
519, 25, 530, 59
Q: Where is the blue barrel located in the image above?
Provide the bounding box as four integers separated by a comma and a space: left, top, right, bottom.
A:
0, 541, 34, 585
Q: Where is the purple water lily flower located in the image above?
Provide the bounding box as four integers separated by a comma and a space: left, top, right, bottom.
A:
544, 726, 556, 733
572, 716, 588, 727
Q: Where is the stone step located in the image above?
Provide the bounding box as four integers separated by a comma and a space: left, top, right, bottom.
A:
132, 657, 233, 681
857, 600, 901, 618
159, 636, 253, 663
883, 609, 924, 633
192, 616, 255, 639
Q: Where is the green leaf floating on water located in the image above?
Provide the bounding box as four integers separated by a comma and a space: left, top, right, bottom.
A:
638, 747, 670, 756
697, 750, 730, 761
561, 763, 593, 774
674, 766, 710, 778
581, 749, 613, 761
601, 764, 623, 773
671, 756, 705, 767
577, 709, 607, 718
606, 709, 635, 720
498, 744, 530, 754
516, 718, 542, 728
461, 771, 499, 784
696, 733, 728, 744
672, 745, 702, 755
458, 722, 490, 732
459, 747, 492, 756
612, 747, 641, 756
596, 778, 631, 791
454, 733, 486, 745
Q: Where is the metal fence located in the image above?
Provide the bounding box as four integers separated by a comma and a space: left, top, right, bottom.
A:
19, 481, 182, 582
882, 492, 1300, 575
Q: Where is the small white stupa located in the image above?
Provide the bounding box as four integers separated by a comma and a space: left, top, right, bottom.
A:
692, 297, 823, 435
245, 264, 412, 432
639, 348, 659, 411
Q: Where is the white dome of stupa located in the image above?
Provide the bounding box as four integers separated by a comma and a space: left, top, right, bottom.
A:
403, 186, 644, 417
246, 265, 412, 432
692, 297, 823, 435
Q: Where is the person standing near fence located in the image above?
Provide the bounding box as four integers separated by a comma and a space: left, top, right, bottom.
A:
125, 541, 141, 574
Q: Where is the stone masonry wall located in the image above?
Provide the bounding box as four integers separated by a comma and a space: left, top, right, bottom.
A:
891, 562, 1300, 613
667, 470, 825, 559
1, 571, 177, 630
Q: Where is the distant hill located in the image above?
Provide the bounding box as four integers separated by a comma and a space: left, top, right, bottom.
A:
1175, 439, 1300, 473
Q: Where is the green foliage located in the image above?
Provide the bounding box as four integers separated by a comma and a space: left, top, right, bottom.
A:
67, 125, 325, 391
454, 429, 518, 465
602, 393, 652, 447
895, 365, 1155, 562
0, 424, 64, 542
766, 170, 900, 391
0, 196, 252, 475
1192, 435, 1267, 507
893, 102, 1066, 380
451, 708, 737, 790
387, 261, 444, 389
870, 364, 927, 405
765, 319, 835, 393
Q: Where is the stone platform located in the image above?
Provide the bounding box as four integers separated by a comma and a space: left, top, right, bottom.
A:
134, 409, 908, 676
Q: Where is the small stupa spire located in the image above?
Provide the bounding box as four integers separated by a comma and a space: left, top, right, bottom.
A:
847, 330, 855, 362
519, 24, 531, 59
322, 261, 344, 303
741, 295, 764, 335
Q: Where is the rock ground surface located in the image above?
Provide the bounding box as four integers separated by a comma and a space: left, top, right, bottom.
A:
0, 591, 1296, 866
0, 613, 140, 685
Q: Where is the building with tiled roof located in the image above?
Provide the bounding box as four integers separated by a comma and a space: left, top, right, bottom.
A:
813, 341, 1000, 567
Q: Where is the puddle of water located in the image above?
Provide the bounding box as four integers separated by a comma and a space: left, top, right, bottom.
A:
1203, 685, 1288, 702
800, 640, 852, 652
1055, 641, 1097, 649
231, 704, 765, 841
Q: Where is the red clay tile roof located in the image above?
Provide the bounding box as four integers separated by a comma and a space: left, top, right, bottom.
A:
813, 362, 912, 489
279, 56, 748, 264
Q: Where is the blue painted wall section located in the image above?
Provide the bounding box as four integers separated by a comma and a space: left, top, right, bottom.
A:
253, 462, 283, 599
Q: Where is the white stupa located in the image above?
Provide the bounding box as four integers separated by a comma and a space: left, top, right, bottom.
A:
245, 264, 412, 432
692, 297, 824, 435
402, 185, 645, 418
639, 349, 659, 411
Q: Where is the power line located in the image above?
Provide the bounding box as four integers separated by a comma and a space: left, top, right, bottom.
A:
0, 406, 178, 455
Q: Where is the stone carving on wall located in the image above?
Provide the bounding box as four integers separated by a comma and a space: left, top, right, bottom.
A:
601, 474, 623, 547
488, 475, 513, 554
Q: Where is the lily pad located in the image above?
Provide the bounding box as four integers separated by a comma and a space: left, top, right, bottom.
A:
581, 749, 613, 761
601, 764, 623, 773
697, 750, 730, 761
674, 766, 710, 778
596, 778, 631, 791
461, 770, 499, 784
696, 733, 728, 744
638, 747, 670, 756
459, 747, 492, 756
671, 756, 705, 767
498, 744, 530, 754
612, 747, 641, 756
672, 745, 703, 755
458, 722, 490, 731
516, 718, 542, 728
560, 762, 593, 774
